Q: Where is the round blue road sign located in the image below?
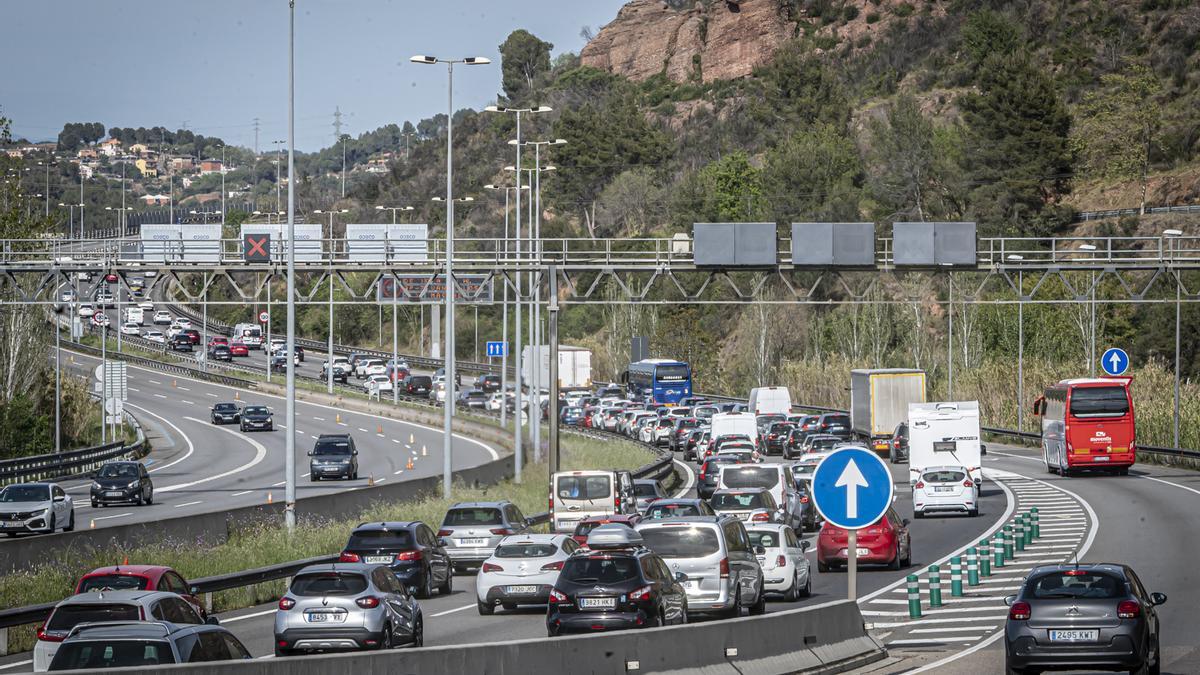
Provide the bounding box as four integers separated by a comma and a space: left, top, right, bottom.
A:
1100, 347, 1129, 376
811, 447, 895, 530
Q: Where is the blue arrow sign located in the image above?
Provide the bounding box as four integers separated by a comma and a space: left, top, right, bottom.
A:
811, 447, 895, 530
486, 341, 507, 358
1100, 347, 1129, 376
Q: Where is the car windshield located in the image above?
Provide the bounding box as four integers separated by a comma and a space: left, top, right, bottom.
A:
923, 470, 966, 483
47, 604, 140, 631
290, 572, 369, 597
557, 475, 611, 500
51, 640, 176, 669
721, 467, 779, 490
314, 439, 351, 455
495, 543, 558, 558
1028, 571, 1125, 599
77, 574, 150, 593
243, 406, 269, 416
97, 464, 139, 479
560, 557, 640, 584
0, 485, 48, 502
213, 404, 238, 412
633, 483, 659, 497
347, 530, 413, 549
645, 503, 704, 519
711, 492, 768, 509
747, 530, 782, 549
639, 526, 720, 557
443, 508, 503, 526
1069, 386, 1130, 417
812, 438, 840, 450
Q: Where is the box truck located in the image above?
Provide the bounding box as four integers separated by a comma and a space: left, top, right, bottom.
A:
850, 368, 927, 455
710, 412, 759, 445
907, 401, 983, 485
748, 386, 792, 415
521, 345, 592, 390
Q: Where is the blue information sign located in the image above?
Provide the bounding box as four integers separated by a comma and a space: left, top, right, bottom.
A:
810, 447, 895, 530
486, 341, 507, 358
1100, 347, 1129, 376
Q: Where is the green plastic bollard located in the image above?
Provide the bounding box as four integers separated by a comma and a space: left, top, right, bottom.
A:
1003, 525, 1015, 560
928, 564, 943, 607
907, 574, 922, 619
979, 538, 992, 577
967, 547, 980, 586
1023, 513, 1035, 546
994, 533, 1005, 568
1014, 518, 1026, 552
950, 556, 964, 597
1031, 508, 1040, 538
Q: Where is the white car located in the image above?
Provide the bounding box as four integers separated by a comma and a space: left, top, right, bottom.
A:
120, 322, 141, 335
142, 330, 166, 344
358, 362, 387, 379
430, 381, 446, 403
60, 289, 76, 303
486, 393, 504, 411
138, 301, 155, 312
746, 523, 812, 601
267, 338, 286, 355
174, 317, 192, 329
364, 374, 392, 393
475, 534, 579, 615
152, 311, 172, 325
77, 303, 96, 318
912, 465, 979, 518
95, 292, 115, 308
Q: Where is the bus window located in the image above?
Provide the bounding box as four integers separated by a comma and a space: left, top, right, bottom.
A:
1069, 387, 1129, 417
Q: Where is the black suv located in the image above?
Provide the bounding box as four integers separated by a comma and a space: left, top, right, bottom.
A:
547, 525, 688, 636
764, 422, 796, 455
309, 434, 358, 480
404, 375, 432, 396
169, 334, 193, 352
339, 521, 453, 598
90, 461, 153, 507
889, 422, 909, 464
476, 374, 501, 392
210, 402, 241, 425
816, 412, 853, 440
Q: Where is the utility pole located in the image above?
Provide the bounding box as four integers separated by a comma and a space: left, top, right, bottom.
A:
284, 0, 297, 534
272, 140, 286, 214
253, 118, 261, 156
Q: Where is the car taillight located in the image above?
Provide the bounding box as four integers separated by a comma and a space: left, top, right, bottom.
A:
482, 562, 503, 573
1117, 600, 1141, 619
396, 550, 423, 561
356, 596, 380, 609
549, 491, 554, 510
628, 585, 653, 602
338, 551, 360, 562
549, 589, 568, 604
776, 555, 787, 567
963, 480, 975, 488
541, 561, 564, 571
821, 424, 828, 429
490, 528, 514, 535
36, 625, 64, 642
719, 557, 730, 579
699, 467, 707, 480
800, 495, 809, 504
915, 482, 925, 490
751, 513, 770, 522
1009, 601, 1031, 621
437, 529, 452, 538
278, 597, 295, 610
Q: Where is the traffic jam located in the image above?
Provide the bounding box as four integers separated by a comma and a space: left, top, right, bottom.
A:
10, 358, 1160, 673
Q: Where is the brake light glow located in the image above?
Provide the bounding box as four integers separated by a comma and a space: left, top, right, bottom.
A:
800, 495, 809, 504
1117, 600, 1140, 619
437, 529, 452, 538
963, 480, 975, 488
356, 596, 380, 609
719, 557, 730, 579
396, 550, 423, 561
36, 625, 64, 642
278, 597, 295, 610
338, 551, 361, 562
549, 589, 568, 604
776, 555, 787, 567
541, 561, 564, 571
481, 562, 503, 573
628, 585, 653, 602
1064, 569, 1088, 576
1009, 601, 1031, 620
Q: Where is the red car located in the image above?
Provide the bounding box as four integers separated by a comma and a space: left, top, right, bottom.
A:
207, 336, 229, 349
229, 341, 249, 357
816, 507, 911, 573
74, 565, 206, 619
570, 514, 642, 546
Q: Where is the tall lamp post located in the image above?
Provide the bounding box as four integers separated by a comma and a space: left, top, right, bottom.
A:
284, 0, 298, 533
376, 205, 415, 402
412, 53, 491, 499
1008, 254, 1025, 430
1165, 229, 1183, 447
314, 208, 349, 394
484, 182, 529, 449
59, 202, 82, 239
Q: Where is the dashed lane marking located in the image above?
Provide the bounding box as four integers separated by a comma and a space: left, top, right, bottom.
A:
174, 501, 203, 508
92, 512, 132, 521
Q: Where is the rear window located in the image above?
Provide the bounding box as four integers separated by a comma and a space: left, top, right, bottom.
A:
347, 530, 414, 549
560, 557, 640, 584
747, 530, 782, 549
495, 543, 557, 558
47, 604, 141, 631
77, 575, 150, 593
443, 508, 503, 527
1027, 571, 1126, 599
639, 526, 721, 558
1069, 386, 1129, 417
556, 475, 612, 500
721, 467, 779, 490
633, 483, 659, 497
290, 572, 369, 596
711, 492, 768, 510
793, 463, 818, 475
812, 438, 840, 450
645, 503, 704, 519
50, 641, 176, 669
410, 376, 431, 386
922, 470, 966, 483
823, 415, 850, 427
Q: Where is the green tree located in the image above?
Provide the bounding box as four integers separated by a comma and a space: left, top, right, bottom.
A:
498, 30, 554, 103
700, 152, 764, 221
865, 94, 968, 221
959, 10, 1022, 71
761, 123, 863, 222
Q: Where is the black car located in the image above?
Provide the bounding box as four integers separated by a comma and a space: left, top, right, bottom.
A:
169, 335, 193, 352
269, 355, 289, 373
547, 525, 687, 636
1004, 564, 1166, 675
815, 412, 853, 440
208, 345, 232, 362
889, 422, 909, 464
210, 402, 241, 425
90, 461, 153, 507
339, 521, 452, 599
403, 375, 432, 396
49, 621, 250, 670
476, 374, 501, 393
458, 389, 489, 409
309, 434, 358, 480
763, 422, 796, 455
697, 455, 739, 500
239, 405, 273, 432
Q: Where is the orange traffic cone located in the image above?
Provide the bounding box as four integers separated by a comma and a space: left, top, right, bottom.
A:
406, 457, 414, 470
234, 391, 240, 401
89, 519, 96, 529
368, 475, 375, 487
377, 424, 383, 434
172, 379, 177, 388
336, 414, 342, 423
267, 492, 273, 504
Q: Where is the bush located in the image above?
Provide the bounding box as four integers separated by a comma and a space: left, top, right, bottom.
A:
866, 12, 881, 23
893, 2, 915, 17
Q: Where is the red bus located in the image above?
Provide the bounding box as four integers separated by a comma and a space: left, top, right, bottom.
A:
1032, 377, 1135, 476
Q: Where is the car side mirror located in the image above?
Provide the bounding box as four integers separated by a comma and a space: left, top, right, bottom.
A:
54, 495, 66, 502
974, 478, 982, 488
306, 451, 313, 456
1151, 592, 1167, 606
190, 586, 200, 595
352, 449, 358, 455
205, 616, 220, 625
753, 545, 767, 555
901, 518, 911, 526
800, 541, 810, 551
980, 444, 988, 456
1003, 595, 1016, 606
674, 572, 688, 583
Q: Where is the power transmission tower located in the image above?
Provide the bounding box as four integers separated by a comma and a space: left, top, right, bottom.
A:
181, 120, 189, 132
252, 118, 261, 155
332, 107, 344, 142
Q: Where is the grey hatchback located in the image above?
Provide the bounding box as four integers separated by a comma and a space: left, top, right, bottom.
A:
438, 501, 529, 573
49, 621, 250, 669
1004, 564, 1166, 675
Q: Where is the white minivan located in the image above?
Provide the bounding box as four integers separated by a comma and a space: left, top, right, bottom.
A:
550, 470, 635, 533
748, 387, 792, 415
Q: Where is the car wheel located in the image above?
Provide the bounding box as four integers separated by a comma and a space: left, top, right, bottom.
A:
801, 574, 812, 598
64, 511, 74, 532
380, 623, 394, 650
749, 583, 767, 615
1118, 466, 1130, 476
901, 542, 912, 568
91, 500, 98, 508
477, 599, 495, 615
1003, 651, 1026, 675
818, 559, 830, 573
48, 513, 56, 534
1149, 640, 1161, 675
724, 589, 743, 619
439, 569, 453, 595
890, 544, 902, 571
352, 470, 359, 481
411, 616, 423, 648
240, 424, 246, 432
784, 572, 800, 602
968, 507, 978, 517
417, 571, 434, 599
137, 490, 145, 506
914, 510, 924, 519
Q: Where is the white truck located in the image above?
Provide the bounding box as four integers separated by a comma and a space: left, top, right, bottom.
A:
521, 345, 592, 390
748, 386, 792, 415
850, 368, 927, 456
907, 401, 983, 485
232, 322, 264, 349
710, 412, 759, 445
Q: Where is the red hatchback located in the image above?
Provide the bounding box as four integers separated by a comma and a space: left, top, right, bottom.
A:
74, 565, 206, 619
816, 508, 911, 572
570, 514, 642, 546
229, 341, 250, 357
207, 336, 229, 349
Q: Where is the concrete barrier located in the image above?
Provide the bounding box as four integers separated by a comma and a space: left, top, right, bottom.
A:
56, 599, 884, 675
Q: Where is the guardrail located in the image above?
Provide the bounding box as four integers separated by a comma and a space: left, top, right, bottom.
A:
0, 405, 148, 487
1075, 203, 1200, 222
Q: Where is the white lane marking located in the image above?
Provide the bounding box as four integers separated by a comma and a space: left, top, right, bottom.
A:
273, 481, 286, 487
181, 400, 195, 405
0, 660, 33, 671
358, 427, 369, 433
869, 616, 1007, 628
1138, 473, 1200, 499
373, 478, 387, 484
206, 393, 219, 398
431, 604, 475, 617
153, 393, 167, 399
394, 469, 404, 475
156, 418, 269, 493
312, 416, 325, 421
278, 425, 288, 430
92, 512, 132, 521
302, 472, 310, 478
910, 626, 998, 633
124, 403, 195, 475
221, 608, 275, 623
232, 490, 253, 497
148, 379, 161, 384
672, 457, 696, 498
128, 387, 140, 392
392, 439, 401, 444
889, 637, 981, 645
174, 500, 203, 508
177, 386, 190, 391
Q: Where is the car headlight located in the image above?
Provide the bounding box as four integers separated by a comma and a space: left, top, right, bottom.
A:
127, 480, 139, 489
33, 509, 47, 517
92, 481, 102, 490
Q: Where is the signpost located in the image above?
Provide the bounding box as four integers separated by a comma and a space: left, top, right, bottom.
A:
1101, 347, 1130, 376
486, 341, 507, 358
811, 447, 895, 600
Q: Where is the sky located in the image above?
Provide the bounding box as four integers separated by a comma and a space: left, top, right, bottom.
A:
1, 0, 627, 151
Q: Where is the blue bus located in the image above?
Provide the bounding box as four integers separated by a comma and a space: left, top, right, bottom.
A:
625, 359, 692, 405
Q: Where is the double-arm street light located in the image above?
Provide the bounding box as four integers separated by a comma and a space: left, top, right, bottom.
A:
314, 208, 349, 394
375, 204, 414, 224
377, 204, 416, 397
412, 53, 491, 499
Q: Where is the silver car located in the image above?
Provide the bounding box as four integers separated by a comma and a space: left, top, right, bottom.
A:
274, 563, 423, 657
633, 479, 666, 513
438, 501, 529, 573
0, 482, 74, 536
636, 516, 766, 618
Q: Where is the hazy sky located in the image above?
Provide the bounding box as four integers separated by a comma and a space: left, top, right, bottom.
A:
1, 0, 627, 150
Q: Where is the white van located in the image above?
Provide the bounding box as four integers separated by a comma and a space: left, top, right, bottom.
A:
124, 306, 144, 325
749, 387, 792, 415
710, 412, 759, 445
233, 323, 263, 349
907, 401, 983, 486
550, 470, 635, 533
716, 463, 804, 533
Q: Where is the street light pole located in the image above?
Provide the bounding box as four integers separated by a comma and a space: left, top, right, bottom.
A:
314, 208, 347, 395
1165, 229, 1183, 447
284, 0, 297, 533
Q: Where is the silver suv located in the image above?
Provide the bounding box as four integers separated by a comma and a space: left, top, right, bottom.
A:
274, 563, 423, 657
438, 501, 529, 573
635, 516, 766, 618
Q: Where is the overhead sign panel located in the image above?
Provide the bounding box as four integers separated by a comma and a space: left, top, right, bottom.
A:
376, 274, 494, 304
241, 224, 282, 262
791, 222, 876, 267
345, 224, 388, 263
180, 224, 222, 263
139, 224, 181, 263
893, 222, 977, 267
693, 223, 778, 267
388, 224, 429, 262
288, 223, 323, 263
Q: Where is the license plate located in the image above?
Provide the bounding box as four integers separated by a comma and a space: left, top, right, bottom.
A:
106, 491, 123, 497
364, 555, 392, 564
2, 521, 21, 528
506, 585, 537, 594
458, 538, 487, 546
682, 580, 696, 589
306, 612, 329, 623
1093, 456, 1110, 462
934, 486, 954, 493
1049, 629, 1099, 642
580, 597, 615, 609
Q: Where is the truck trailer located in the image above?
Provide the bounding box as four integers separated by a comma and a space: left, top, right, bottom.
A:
850, 368, 927, 455
521, 345, 592, 390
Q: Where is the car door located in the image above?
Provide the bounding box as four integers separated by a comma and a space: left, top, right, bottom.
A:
52, 485, 69, 523
655, 556, 686, 620
373, 568, 412, 643
887, 509, 910, 558
421, 526, 450, 585
784, 527, 808, 574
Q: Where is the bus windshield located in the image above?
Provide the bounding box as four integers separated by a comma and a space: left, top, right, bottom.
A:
1069, 386, 1129, 417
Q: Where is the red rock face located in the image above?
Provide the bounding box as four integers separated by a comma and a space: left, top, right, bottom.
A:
581, 0, 797, 84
